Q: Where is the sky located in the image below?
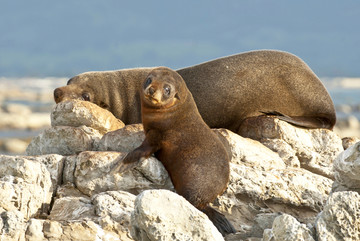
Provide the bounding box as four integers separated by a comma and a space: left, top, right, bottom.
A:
0, 0, 359, 77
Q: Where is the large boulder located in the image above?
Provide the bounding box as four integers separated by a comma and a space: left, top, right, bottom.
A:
131, 189, 224, 241
72, 151, 173, 196
239, 116, 343, 179
51, 100, 124, 134
0, 155, 63, 219
26, 126, 102, 156
262, 214, 315, 241
333, 141, 360, 191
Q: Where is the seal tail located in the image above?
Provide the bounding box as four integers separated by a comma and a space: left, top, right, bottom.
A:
201, 206, 236, 236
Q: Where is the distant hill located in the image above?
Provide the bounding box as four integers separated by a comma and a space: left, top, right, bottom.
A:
0, 0, 359, 77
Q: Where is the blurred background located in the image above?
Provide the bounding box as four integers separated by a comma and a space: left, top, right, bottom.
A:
0, 0, 359, 155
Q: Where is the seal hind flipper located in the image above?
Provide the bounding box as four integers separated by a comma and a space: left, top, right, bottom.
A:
201, 206, 236, 236
261, 111, 334, 129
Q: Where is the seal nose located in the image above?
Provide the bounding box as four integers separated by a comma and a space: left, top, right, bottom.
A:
54, 88, 64, 103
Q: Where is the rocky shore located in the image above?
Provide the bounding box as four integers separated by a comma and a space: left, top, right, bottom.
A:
1, 99, 360, 240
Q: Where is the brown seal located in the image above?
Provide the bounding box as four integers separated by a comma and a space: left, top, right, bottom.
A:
112, 67, 236, 235
54, 50, 336, 132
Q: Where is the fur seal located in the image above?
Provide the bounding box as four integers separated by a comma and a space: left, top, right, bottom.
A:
54, 50, 336, 132
112, 67, 236, 235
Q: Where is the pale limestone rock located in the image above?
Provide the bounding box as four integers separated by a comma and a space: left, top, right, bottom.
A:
92, 191, 136, 240
215, 129, 286, 170
63, 155, 77, 184
260, 138, 301, 167
51, 100, 124, 134
239, 116, 343, 179
0, 155, 54, 219
26, 191, 136, 241
342, 136, 360, 150
263, 214, 315, 241
96, 124, 145, 152
315, 191, 360, 241
26, 125, 102, 156
333, 141, 360, 189
219, 163, 333, 230
131, 189, 224, 241
26, 219, 121, 241
73, 151, 172, 196
0, 209, 26, 241
49, 196, 96, 221
26, 219, 46, 241
249, 213, 281, 238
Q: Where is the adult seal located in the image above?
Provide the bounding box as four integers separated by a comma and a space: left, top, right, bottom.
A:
54, 50, 336, 132
112, 67, 236, 236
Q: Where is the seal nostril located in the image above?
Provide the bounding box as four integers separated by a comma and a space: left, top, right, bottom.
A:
54, 88, 63, 102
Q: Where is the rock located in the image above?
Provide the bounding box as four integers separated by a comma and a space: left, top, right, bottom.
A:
220, 163, 333, 230
51, 100, 125, 134
96, 124, 145, 152
49, 196, 96, 221
239, 116, 343, 179
26, 219, 121, 241
26, 125, 102, 156
0, 155, 56, 219
342, 137, 360, 150
131, 189, 224, 241
27, 190, 136, 240
73, 151, 173, 196
263, 214, 315, 241
92, 191, 136, 240
215, 129, 286, 170
333, 141, 360, 190
0, 209, 26, 241
250, 213, 281, 238
315, 191, 360, 241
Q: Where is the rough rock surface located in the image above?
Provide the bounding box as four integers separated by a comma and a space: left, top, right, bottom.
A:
131, 190, 224, 241
263, 214, 315, 241
239, 116, 344, 179
51, 100, 124, 134
315, 191, 360, 241
1, 100, 357, 240
333, 141, 360, 190
73, 151, 173, 196
26, 125, 102, 156
96, 124, 145, 152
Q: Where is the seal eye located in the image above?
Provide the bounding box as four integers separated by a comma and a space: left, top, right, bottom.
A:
163, 85, 171, 96
144, 78, 152, 89
82, 93, 90, 101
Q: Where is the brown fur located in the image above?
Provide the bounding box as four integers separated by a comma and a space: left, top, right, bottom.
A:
114, 67, 235, 235
54, 50, 336, 132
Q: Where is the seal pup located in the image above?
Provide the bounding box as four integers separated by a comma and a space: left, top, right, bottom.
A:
112, 67, 236, 235
54, 50, 336, 132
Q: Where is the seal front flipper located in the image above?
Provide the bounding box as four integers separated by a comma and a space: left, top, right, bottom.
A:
111, 130, 161, 174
